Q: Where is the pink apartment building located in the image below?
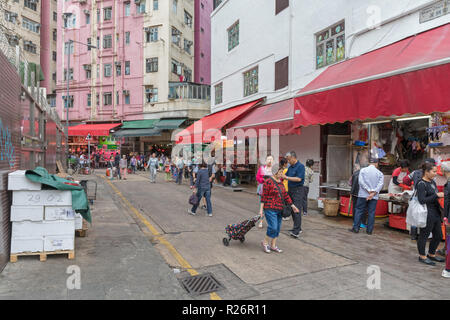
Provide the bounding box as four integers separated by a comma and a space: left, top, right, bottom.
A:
194, 0, 213, 85
56, 0, 144, 124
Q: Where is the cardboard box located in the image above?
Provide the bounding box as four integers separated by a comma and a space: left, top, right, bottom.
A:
13, 190, 72, 206
10, 236, 44, 253
44, 206, 75, 221
44, 235, 74, 252
10, 206, 44, 222
75, 213, 83, 230
12, 220, 75, 237
8, 170, 42, 191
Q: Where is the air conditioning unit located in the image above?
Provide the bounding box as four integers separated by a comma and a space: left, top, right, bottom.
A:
122, 90, 130, 95
134, 0, 141, 3
80, 0, 87, 3
115, 61, 121, 66
83, 10, 90, 14
144, 27, 150, 32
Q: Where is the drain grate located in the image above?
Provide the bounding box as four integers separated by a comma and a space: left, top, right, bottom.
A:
179, 273, 225, 296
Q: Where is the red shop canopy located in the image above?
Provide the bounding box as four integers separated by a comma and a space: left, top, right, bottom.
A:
176, 98, 263, 144
228, 99, 300, 136
68, 123, 121, 137
294, 23, 450, 128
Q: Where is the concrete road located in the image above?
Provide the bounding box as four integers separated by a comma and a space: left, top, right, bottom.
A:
111, 170, 450, 300
1, 169, 450, 300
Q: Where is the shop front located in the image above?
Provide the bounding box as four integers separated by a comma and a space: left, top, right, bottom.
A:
293, 24, 450, 225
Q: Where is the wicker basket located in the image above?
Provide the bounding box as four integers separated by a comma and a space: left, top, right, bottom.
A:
323, 199, 340, 217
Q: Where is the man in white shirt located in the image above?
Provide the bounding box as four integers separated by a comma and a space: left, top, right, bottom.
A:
350, 159, 384, 235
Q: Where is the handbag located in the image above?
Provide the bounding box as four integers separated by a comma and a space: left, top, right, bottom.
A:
270, 177, 292, 218
189, 193, 199, 206
406, 182, 428, 228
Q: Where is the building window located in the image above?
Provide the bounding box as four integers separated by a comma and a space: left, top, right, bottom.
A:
228, 21, 239, 51
145, 86, 158, 103
97, 9, 100, 23
53, 29, 57, 41
5, 11, 18, 23
104, 64, 112, 77
124, 93, 130, 105
24, 41, 37, 54
213, 0, 223, 10
97, 36, 100, 49
87, 38, 91, 50
87, 94, 91, 107
146, 58, 158, 73
96, 94, 100, 106
125, 2, 131, 16
171, 59, 181, 75
215, 83, 223, 105
153, 0, 159, 10
173, 0, 178, 14
116, 91, 120, 104
184, 11, 192, 28
316, 21, 345, 69
23, 17, 40, 33
184, 39, 192, 54
116, 62, 122, 76
243, 66, 258, 97
146, 27, 158, 42
53, 12, 57, 22
137, 0, 146, 14
125, 61, 130, 75
64, 68, 74, 81
64, 41, 74, 55
52, 51, 57, 61
24, 0, 37, 11
64, 14, 76, 29
104, 7, 112, 21
52, 72, 56, 82
125, 32, 130, 45
104, 93, 113, 106
275, 0, 289, 15
86, 12, 90, 25
275, 56, 288, 90
84, 65, 92, 79
103, 35, 112, 49
172, 27, 181, 46
62, 95, 74, 108
184, 68, 192, 82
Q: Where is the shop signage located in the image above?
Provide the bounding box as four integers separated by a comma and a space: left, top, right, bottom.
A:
420, 0, 449, 23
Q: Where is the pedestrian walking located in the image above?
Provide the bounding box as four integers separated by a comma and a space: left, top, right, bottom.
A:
176, 156, 185, 185
119, 155, 128, 180
188, 162, 213, 217
349, 167, 368, 228
283, 151, 305, 238
260, 166, 300, 253
114, 152, 121, 179
349, 158, 384, 235
130, 155, 137, 174
256, 155, 274, 228
164, 157, 172, 182
441, 162, 450, 277
403, 158, 437, 240
302, 159, 315, 216
148, 153, 158, 183
416, 162, 445, 266
280, 158, 290, 221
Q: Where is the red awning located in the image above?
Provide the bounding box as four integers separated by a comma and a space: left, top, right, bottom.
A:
176, 99, 263, 144
68, 123, 121, 137
228, 99, 300, 136
294, 23, 450, 127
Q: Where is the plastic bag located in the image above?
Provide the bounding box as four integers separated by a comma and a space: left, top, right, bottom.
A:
189, 193, 199, 206
406, 196, 428, 228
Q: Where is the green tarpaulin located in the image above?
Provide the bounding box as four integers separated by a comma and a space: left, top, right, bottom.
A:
121, 119, 159, 129
154, 119, 186, 130
25, 167, 92, 223
19, 62, 45, 87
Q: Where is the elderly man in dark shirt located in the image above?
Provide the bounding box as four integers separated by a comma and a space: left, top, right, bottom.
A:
188, 162, 213, 217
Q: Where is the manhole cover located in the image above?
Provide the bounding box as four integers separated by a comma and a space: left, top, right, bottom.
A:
179, 273, 225, 296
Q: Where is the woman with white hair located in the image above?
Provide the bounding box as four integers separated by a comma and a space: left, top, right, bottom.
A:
256, 155, 274, 228
441, 161, 450, 278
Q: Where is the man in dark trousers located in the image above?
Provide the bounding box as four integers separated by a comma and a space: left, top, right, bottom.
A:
349, 166, 368, 228
283, 151, 305, 238
114, 152, 121, 179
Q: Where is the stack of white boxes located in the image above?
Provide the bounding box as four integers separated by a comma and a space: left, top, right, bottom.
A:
8, 171, 80, 254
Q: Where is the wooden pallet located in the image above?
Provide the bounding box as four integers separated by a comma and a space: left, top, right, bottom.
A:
10, 250, 75, 263
75, 220, 88, 237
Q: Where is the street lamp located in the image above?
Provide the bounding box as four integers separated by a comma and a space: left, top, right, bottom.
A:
63, 12, 96, 166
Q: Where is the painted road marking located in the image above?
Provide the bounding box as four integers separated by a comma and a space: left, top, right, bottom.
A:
100, 175, 222, 300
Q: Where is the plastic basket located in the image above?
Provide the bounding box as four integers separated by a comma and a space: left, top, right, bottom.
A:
323, 199, 340, 216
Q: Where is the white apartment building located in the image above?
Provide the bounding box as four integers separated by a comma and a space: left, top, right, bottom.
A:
210, 0, 449, 199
